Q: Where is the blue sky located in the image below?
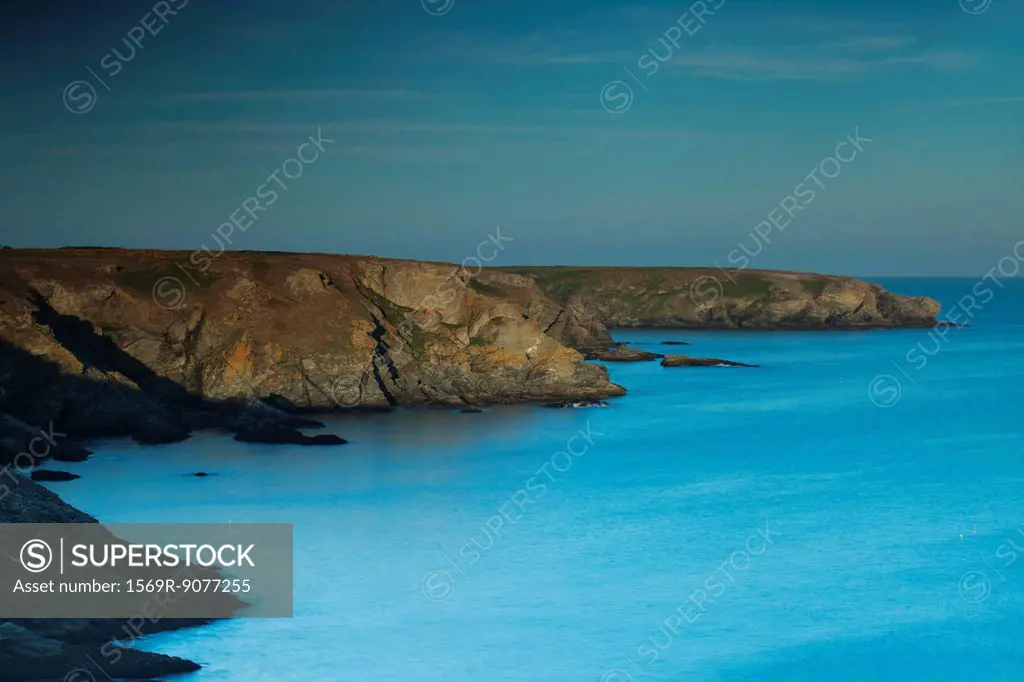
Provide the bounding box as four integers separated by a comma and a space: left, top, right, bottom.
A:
1, 0, 1021, 275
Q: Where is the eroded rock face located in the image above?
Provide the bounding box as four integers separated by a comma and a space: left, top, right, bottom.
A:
500, 267, 940, 334
0, 250, 941, 437
0, 250, 625, 437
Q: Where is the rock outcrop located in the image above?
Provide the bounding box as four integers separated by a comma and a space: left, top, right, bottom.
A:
584, 345, 664, 362
660, 355, 759, 368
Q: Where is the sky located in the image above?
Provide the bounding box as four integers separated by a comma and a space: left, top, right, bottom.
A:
0, 0, 1021, 276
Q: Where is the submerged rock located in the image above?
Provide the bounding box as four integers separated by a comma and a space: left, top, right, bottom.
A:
660, 355, 758, 368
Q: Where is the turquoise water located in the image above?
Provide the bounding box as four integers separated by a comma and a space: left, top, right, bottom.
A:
45, 278, 1024, 681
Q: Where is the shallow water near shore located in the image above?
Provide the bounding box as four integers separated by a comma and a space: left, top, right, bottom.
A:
44, 277, 1024, 681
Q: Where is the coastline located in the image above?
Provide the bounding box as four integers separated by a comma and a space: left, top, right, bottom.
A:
0, 250, 944, 679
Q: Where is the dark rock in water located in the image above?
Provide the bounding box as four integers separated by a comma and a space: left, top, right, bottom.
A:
460, 407, 484, 414
233, 419, 346, 446
660, 340, 690, 346
305, 434, 348, 445
230, 398, 343, 445
231, 398, 325, 429
49, 442, 93, 462
660, 355, 758, 368
30, 470, 80, 482
541, 399, 610, 409
585, 345, 663, 362
132, 413, 191, 445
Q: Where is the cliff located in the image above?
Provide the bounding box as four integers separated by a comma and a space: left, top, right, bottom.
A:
0, 251, 942, 440
492, 266, 941, 349
0, 249, 623, 446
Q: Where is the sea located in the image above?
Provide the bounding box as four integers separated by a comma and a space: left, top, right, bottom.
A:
42, 277, 1024, 682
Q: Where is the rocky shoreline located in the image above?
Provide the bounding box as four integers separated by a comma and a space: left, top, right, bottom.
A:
0, 249, 942, 680
0, 474, 242, 681
0, 250, 938, 443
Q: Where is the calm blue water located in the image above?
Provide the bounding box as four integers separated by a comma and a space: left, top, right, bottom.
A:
44, 277, 1024, 681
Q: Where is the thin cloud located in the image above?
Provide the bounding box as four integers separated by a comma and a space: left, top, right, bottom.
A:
939, 96, 1024, 108
420, 29, 626, 66
668, 51, 866, 80
665, 46, 977, 81
156, 121, 717, 139
41, 119, 726, 143
145, 121, 555, 135
167, 89, 437, 102
823, 36, 917, 51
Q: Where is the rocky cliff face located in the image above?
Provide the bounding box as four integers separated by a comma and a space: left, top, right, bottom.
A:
0, 252, 942, 440
0, 249, 623, 444
496, 267, 940, 348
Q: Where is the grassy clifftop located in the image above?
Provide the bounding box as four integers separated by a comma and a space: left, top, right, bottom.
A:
490, 266, 939, 344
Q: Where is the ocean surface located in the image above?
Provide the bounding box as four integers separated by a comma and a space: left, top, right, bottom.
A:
44, 277, 1024, 682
